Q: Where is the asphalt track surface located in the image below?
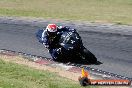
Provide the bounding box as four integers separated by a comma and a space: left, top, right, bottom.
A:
0, 17, 132, 78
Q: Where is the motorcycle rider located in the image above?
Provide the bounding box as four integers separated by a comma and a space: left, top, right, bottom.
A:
40, 24, 78, 61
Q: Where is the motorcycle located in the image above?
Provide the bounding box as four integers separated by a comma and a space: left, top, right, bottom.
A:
58, 31, 97, 63
36, 29, 97, 64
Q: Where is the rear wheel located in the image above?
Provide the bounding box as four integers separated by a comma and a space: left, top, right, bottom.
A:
82, 47, 97, 64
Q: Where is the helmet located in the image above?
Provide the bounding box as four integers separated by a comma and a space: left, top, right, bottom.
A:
46, 24, 57, 37
46, 24, 57, 32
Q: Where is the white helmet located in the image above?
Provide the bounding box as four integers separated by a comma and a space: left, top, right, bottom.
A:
46, 24, 57, 32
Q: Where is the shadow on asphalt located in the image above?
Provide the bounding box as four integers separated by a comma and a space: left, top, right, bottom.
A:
56, 59, 103, 66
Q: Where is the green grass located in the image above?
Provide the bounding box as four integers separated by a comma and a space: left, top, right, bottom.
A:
0, 59, 96, 88
0, 0, 132, 25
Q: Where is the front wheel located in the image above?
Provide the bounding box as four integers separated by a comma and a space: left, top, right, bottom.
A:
81, 48, 97, 64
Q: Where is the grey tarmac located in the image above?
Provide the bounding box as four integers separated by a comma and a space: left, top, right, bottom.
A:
0, 16, 132, 78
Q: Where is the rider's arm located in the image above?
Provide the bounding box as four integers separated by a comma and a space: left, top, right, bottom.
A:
41, 30, 49, 48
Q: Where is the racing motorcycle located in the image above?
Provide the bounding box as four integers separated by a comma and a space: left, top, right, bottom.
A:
36, 29, 97, 64
58, 31, 97, 63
